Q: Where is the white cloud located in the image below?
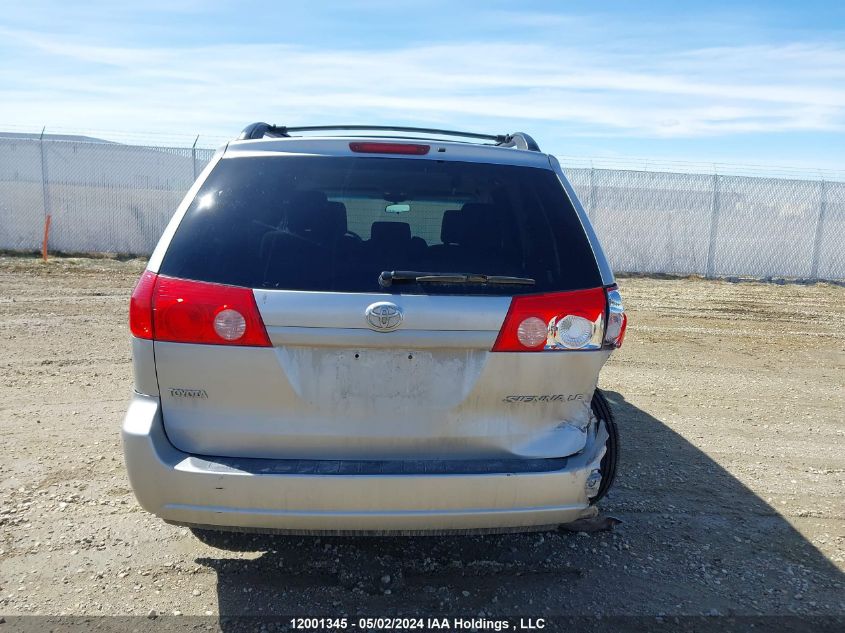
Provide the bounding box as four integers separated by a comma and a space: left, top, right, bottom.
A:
1, 26, 844, 140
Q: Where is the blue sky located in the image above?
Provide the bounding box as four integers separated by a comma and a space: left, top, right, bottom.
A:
1, 0, 844, 171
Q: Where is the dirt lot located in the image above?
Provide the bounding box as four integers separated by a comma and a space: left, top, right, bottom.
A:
0, 255, 843, 620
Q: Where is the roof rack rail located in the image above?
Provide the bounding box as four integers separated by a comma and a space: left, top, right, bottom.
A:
501, 132, 541, 152
237, 123, 541, 151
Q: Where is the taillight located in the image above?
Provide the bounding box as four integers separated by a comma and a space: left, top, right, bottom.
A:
129, 271, 156, 339
349, 142, 430, 155
492, 288, 606, 352
154, 276, 271, 346
128, 272, 271, 347
604, 285, 627, 348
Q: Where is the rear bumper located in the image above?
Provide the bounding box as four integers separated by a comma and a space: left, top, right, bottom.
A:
121, 393, 603, 533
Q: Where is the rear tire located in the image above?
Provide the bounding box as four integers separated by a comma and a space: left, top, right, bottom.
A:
589, 388, 619, 503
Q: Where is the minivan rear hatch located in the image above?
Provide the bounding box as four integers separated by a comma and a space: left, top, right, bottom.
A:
150, 150, 609, 460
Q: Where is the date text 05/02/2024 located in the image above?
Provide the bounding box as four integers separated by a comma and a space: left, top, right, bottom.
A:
289, 617, 547, 630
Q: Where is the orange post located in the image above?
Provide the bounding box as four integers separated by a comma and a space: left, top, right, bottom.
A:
42, 214, 52, 262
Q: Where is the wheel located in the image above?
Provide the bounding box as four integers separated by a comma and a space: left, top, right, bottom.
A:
589, 388, 619, 503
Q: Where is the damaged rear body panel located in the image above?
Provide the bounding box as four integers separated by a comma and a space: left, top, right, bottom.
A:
155, 326, 611, 460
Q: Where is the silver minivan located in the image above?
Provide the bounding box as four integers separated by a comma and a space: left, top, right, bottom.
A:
122, 124, 627, 536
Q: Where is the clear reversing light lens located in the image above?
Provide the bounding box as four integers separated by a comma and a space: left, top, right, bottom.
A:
604, 287, 627, 348
606, 312, 624, 341
213, 308, 247, 341
516, 317, 547, 348
555, 315, 595, 349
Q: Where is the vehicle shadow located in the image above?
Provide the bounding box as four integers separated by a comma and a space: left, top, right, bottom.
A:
197, 391, 844, 623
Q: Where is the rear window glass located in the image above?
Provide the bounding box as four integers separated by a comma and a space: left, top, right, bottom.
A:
159, 156, 602, 295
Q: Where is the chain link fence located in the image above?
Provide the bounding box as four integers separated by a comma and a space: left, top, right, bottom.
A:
0, 135, 842, 280
0, 136, 214, 255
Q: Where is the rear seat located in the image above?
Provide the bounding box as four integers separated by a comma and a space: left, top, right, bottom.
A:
424, 203, 510, 272
366, 221, 426, 269
260, 191, 347, 287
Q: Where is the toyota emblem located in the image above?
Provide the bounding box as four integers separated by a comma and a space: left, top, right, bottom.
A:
365, 302, 403, 332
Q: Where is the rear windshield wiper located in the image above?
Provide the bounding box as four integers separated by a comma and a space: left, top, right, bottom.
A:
379, 270, 535, 288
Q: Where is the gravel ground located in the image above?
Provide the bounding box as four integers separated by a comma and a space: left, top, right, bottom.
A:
0, 255, 843, 619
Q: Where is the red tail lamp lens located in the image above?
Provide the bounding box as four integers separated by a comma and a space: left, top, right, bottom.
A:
154, 276, 270, 346
129, 271, 157, 339
349, 142, 430, 155
492, 288, 606, 352
128, 272, 270, 347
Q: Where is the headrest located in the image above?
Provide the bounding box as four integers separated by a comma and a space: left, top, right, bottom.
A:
370, 221, 411, 243
460, 202, 502, 250
285, 191, 348, 243
286, 190, 328, 234
440, 210, 466, 245
325, 201, 348, 236
460, 202, 497, 219
290, 190, 329, 207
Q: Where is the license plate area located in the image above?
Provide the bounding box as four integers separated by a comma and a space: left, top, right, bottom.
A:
278, 347, 486, 411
